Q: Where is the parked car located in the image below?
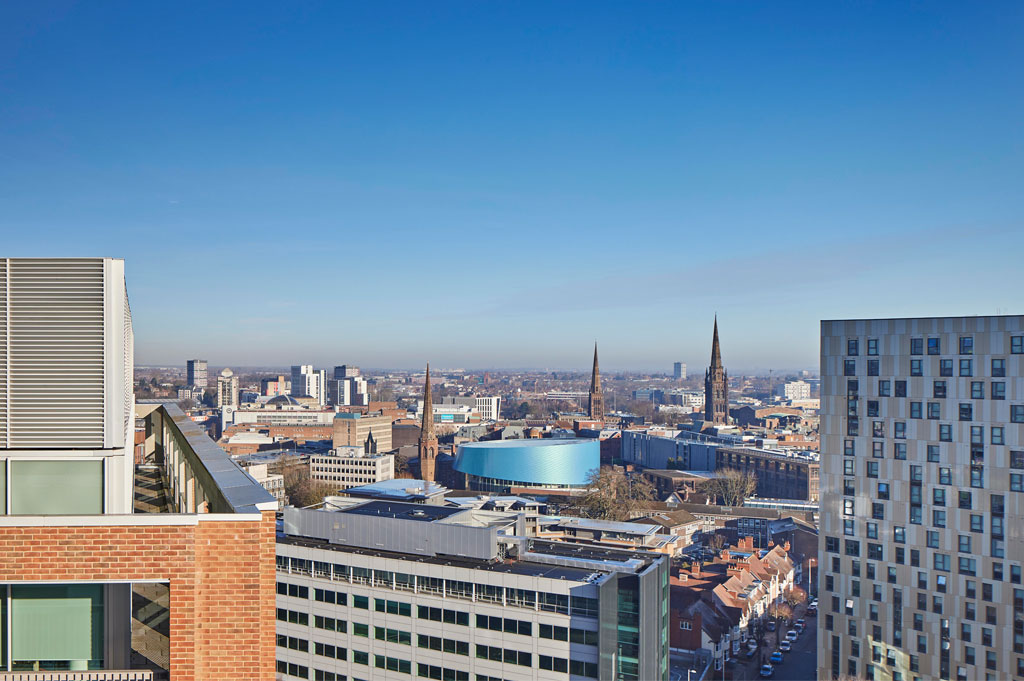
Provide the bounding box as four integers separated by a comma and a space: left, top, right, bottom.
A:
796, 618, 806, 628
766, 621, 777, 632
770, 652, 784, 664
806, 606, 817, 617
779, 640, 792, 652
760, 664, 774, 678
746, 648, 758, 659
786, 630, 799, 641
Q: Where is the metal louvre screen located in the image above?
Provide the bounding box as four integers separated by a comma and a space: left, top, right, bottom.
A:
5, 258, 106, 448
0, 259, 7, 448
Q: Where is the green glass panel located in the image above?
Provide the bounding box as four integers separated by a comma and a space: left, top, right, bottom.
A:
11, 460, 103, 515
11, 585, 103, 665
0, 460, 6, 514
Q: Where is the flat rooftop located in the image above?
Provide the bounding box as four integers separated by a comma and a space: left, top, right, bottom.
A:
277, 534, 605, 581
340, 500, 463, 522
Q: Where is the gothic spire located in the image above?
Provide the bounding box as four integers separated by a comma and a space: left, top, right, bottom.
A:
588, 343, 605, 421
710, 315, 723, 369
421, 363, 434, 436
590, 342, 601, 393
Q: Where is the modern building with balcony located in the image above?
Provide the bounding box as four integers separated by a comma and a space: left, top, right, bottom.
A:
0, 257, 277, 680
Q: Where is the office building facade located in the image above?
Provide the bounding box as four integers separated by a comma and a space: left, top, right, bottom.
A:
186, 358, 208, 389
276, 501, 669, 681
292, 365, 327, 406
309, 447, 395, 489
819, 315, 1024, 681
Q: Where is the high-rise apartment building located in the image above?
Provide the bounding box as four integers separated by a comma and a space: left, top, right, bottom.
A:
186, 358, 208, 389
819, 315, 1024, 681
291, 364, 327, 405
217, 367, 240, 408
0, 258, 277, 679
674, 361, 686, 380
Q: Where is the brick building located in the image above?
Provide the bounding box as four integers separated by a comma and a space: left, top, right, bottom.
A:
0, 258, 277, 679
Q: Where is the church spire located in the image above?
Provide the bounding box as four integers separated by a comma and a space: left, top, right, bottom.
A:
710, 315, 723, 369
419, 363, 438, 481
421, 363, 434, 437
704, 317, 728, 424
588, 343, 605, 422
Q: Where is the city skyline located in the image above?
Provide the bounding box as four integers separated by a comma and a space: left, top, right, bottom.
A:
2, 3, 1022, 369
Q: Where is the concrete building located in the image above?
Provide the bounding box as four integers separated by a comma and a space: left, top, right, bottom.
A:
440, 395, 502, 421
216, 367, 240, 408
715, 446, 820, 502
327, 377, 369, 407
291, 365, 327, 405
309, 446, 395, 489
778, 380, 811, 401
674, 362, 686, 380
241, 461, 287, 510
261, 375, 290, 397
0, 257, 277, 679
277, 500, 670, 681
620, 430, 719, 470
186, 358, 208, 389
333, 412, 394, 452
819, 315, 1024, 681
229, 396, 337, 427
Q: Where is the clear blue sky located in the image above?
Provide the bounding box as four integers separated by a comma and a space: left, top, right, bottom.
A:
1, 2, 1021, 372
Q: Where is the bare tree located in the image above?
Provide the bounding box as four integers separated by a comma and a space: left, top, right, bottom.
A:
701, 468, 758, 506
578, 467, 655, 521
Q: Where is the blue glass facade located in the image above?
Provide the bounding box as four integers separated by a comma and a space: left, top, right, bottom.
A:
453, 439, 599, 488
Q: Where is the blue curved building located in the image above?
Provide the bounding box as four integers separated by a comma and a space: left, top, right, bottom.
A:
453, 438, 599, 493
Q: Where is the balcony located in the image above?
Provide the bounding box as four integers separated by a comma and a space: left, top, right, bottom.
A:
0, 402, 276, 680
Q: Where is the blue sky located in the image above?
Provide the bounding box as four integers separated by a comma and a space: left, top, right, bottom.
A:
1, 2, 1021, 372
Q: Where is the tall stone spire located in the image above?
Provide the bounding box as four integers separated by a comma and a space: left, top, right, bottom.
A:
588, 343, 605, 422
704, 316, 729, 424
419, 363, 438, 481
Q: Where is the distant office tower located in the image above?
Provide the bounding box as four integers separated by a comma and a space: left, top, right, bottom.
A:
674, 361, 686, 380
419, 364, 438, 481
327, 375, 369, 407
0, 258, 276, 678
290, 364, 326, 405
187, 358, 208, 389
217, 367, 240, 408
439, 395, 502, 421
819, 315, 1024, 681
588, 343, 605, 421
780, 379, 811, 401
333, 365, 361, 379
704, 317, 728, 423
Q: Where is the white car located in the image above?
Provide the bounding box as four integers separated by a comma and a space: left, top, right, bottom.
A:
786, 630, 799, 641
759, 664, 774, 678
779, 640, 792, 652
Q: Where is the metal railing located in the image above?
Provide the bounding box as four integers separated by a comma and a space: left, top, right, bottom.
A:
136, 401, 276, 514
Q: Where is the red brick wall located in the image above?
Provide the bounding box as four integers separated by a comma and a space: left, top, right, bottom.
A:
0, 510, 276, 681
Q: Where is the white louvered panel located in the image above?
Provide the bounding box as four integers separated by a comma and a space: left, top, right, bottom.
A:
0, 258, 7, 448
7, 259, 106, 448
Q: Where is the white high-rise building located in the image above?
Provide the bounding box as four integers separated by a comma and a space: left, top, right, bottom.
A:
291, 364, 326, 405
217, 367, 240, 408
819, 315, 1024, 681
780, 379, 811, 401
0, 257, 135, 513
